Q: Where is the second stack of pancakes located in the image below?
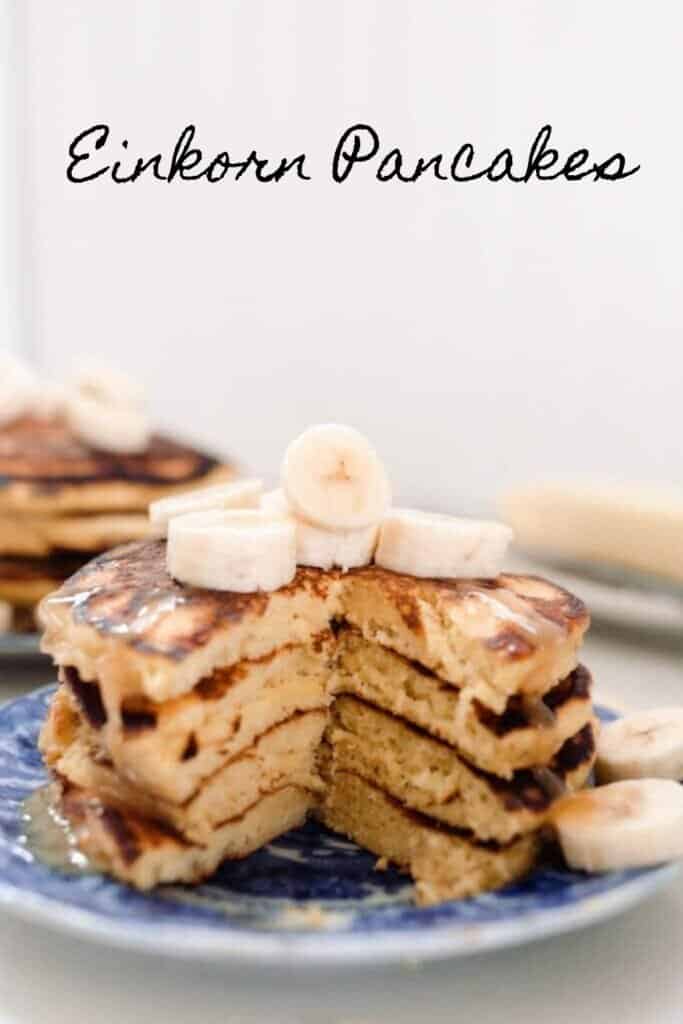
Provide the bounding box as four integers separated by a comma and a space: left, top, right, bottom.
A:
40, 540, 597, 904
0, 415, 234, 630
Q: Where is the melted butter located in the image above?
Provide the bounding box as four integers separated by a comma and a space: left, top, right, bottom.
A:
21, 784, 93, 875
466, 587, 563, 642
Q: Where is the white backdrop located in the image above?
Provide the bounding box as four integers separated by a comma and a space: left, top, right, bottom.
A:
15, 0, 683, 509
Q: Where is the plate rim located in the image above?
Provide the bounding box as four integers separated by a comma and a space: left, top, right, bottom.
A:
0, 862, 676, 965
0, 685, 678, 966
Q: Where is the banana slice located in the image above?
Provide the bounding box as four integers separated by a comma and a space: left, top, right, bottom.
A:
282, 424, 390, 530
0, 354, 36, 427
72, 362, 145, 408
66, 393, 151, 454
167, 509, 296, 593
375, 509, 513, 579
150, 479, 263, 533
297, 521, 379, 571
596, 708, 683, 783
30, 381, 66, 420
260, 488, 291, 518
552, 779, 683, 872
0, 600, 12, 634
260, 489, 378, 570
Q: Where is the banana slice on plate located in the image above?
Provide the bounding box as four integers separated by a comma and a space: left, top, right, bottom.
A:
167, 509, 296, 593
552, 779, 683, 872
375, 509, 513, 579
261, 488, 378, 570
0, 354, 37, 427
596, 708, 683, 783
282, 424, 390, 530
150, 479, 263, 533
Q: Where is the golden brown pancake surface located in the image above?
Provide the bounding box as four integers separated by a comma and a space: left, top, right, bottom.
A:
0, 415, 234, 514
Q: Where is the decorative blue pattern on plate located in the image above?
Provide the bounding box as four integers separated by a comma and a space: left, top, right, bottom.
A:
0, 686, 676, 965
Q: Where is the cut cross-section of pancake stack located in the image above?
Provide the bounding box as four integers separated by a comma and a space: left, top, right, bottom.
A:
39, 537, 596, 904
0, 359, 236, 631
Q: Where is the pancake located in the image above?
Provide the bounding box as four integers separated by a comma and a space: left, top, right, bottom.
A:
42, 686, 326, 843
39, 540, 588, 713
0, 415, 235, 514
50, 641, 334, 803
339, 566, 588, 714
37, 538, 594, 902
0, 415, 235, 624
327, 695, 597, 842
0, 511, 153, 557
58, 779, 314, 890
335, 630, 594, 777
0, 552, 87, 607
317, 769, 539, 906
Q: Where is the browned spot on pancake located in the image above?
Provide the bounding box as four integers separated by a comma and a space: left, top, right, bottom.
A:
181, 734, 198, 761
194, 666, 241, 701
494, 725, 595, 812
121, 707, 157, 733
554, 723, 595, 774
485, 629, 535, 658
544, 665, 591, 711
474, 666, 592, 737
194, 645, 302, 700
399, 598, 422, 633
311, 629, 333, 654
63, 666, 107, 729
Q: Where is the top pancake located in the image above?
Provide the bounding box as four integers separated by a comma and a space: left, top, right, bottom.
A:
0, 415, 235, 514
39, 540, 589, 712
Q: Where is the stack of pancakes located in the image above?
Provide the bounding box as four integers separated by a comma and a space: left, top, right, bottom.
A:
0, 416, 234, 630
39, 539, 596, 904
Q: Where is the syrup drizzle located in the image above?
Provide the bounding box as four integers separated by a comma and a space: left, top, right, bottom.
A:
20, 784, 93, 875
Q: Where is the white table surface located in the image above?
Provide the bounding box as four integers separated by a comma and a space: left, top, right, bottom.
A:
0, 626, 681, 1024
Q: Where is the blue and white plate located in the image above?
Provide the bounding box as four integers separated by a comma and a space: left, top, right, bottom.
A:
0, 686, 676, 966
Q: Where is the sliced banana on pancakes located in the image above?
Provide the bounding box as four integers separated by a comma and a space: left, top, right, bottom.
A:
150, 479, 263, 533
168, 422, 516, 590
282, 423, 391, 530
375, 509, 513, 579
167, 509, 296, 592
261, 488, 378, 571
0, 353, 37, 427
66, 364, 151, 454
596, 708, 683, 783
552, 778, 683, 872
